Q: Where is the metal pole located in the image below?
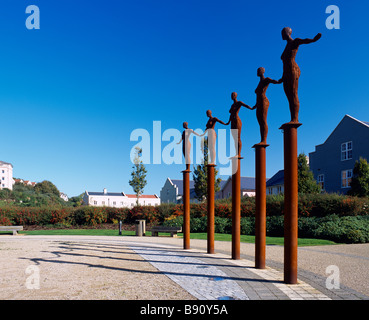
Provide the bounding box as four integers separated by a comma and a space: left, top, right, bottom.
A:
182, 169, 191, 250
253, 143, 268, 269
280, 122, 301, 284
207, 164, 216, 254
232, 156, 242, 260
119, 220, 122, 236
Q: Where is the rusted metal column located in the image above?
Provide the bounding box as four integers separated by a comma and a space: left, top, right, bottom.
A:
253, 143, 269, 269
280, 122, 302, 284
182, 169, 191, 250
207, 164, 216, 254
232, 156, 242, 260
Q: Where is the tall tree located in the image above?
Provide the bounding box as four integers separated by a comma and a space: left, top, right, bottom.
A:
34, 180, 60, 197
129, 147, 148, 205
193, 137, 221, 202
347, 157, 369, 197
298, 153, 320, 194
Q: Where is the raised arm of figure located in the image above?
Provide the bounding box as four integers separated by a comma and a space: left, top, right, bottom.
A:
295, 33, 322, 45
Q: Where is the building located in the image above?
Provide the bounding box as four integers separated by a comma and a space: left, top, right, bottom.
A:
60, 193, 69, 202
83, 188, 160, 208
309, 115, 369, 194
14, 179, 37, 187
266, 170, 284, 195
0, 161, 15, 191
215, 177, 257, 199
160, 178, 198, 204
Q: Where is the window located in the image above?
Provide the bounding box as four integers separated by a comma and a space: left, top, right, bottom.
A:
94, 201, 97, 205
102, 201, 105, 205
341, 170, 353, 188
317, 174, 325, 191
113, 201, 116, 205
341, 142, 352, 161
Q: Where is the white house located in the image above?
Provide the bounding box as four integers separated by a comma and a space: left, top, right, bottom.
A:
60, 193, 69, 202
160, 178, 200, 204
266, 170, 285, 195
83, 188, 160, 208
0, 161, 15, 191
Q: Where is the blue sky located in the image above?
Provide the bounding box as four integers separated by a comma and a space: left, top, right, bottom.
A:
1, 0, 369, 197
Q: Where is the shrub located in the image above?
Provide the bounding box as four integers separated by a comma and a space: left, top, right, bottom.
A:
312, 215, 369, 243
215, 203, 231, 219
266, 216, 284, 237
240, 217, 254, 235
0, 215, 12, 226
214, 217, 232, 234
266, 195, 284, 216
72, 207, 108, 226
126, 206, 160, 223
156, 203, 177, 222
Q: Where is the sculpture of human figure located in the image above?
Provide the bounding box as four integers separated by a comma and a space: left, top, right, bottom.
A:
204, 110, 228, 165
177, 122, 202, 170
227, 92, 253, 156
250, 67, 282, 144
280, 27, 322, 123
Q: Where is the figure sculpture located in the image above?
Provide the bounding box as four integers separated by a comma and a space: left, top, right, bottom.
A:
227, 92, 253, 156
177, 122, 202, 170
204, 110, 228, 164
251, 67, 282, 144
280, 27, 321, 123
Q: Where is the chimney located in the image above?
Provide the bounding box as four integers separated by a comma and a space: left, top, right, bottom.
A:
103, 188, 107, 194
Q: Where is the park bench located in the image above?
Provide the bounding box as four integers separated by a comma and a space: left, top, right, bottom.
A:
0, 226, 23, 235
150, 226, 182, 238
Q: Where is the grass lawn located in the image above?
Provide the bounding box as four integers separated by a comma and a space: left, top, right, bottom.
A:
15, 229, 336, 246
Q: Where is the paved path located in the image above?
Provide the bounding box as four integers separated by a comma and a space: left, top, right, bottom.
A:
1, 235, 368, 300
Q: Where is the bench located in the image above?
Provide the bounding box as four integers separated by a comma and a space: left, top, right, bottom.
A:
0, 226, 23, 235
150, 226, 182, 237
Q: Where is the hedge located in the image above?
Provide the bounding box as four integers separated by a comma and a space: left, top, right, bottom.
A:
162, 215, 369, 244
0, 194, 369, 235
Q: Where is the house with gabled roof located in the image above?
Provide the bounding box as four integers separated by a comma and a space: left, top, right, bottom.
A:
215, 177, 257, 199
266, 170, 284, 195
309, 115, 369, 194
83, 188, 160, 207
160, 178, 199, 204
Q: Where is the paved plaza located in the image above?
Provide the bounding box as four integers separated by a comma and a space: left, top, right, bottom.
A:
0, 235, 368, 300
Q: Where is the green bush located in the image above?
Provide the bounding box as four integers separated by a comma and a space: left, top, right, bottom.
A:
240, 217, 254, 235
215, 217, 232, 234
312, 215, 369, 243
72, 207, 108, 226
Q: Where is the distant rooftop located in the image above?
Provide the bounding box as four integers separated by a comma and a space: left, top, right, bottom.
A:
0, 161, 13, 167
86, 190, 158, 198
266, 170, 284, 187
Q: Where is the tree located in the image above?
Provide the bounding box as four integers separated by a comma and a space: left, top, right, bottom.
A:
193, 137, 221, 202
34, 180, 60, 197
68, 194, 84, 207
129, 147, 148, 205
347, 157, 369, 197
298, 153, 320, 194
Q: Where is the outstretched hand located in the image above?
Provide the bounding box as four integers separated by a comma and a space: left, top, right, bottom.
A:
314, 33, 322, 42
